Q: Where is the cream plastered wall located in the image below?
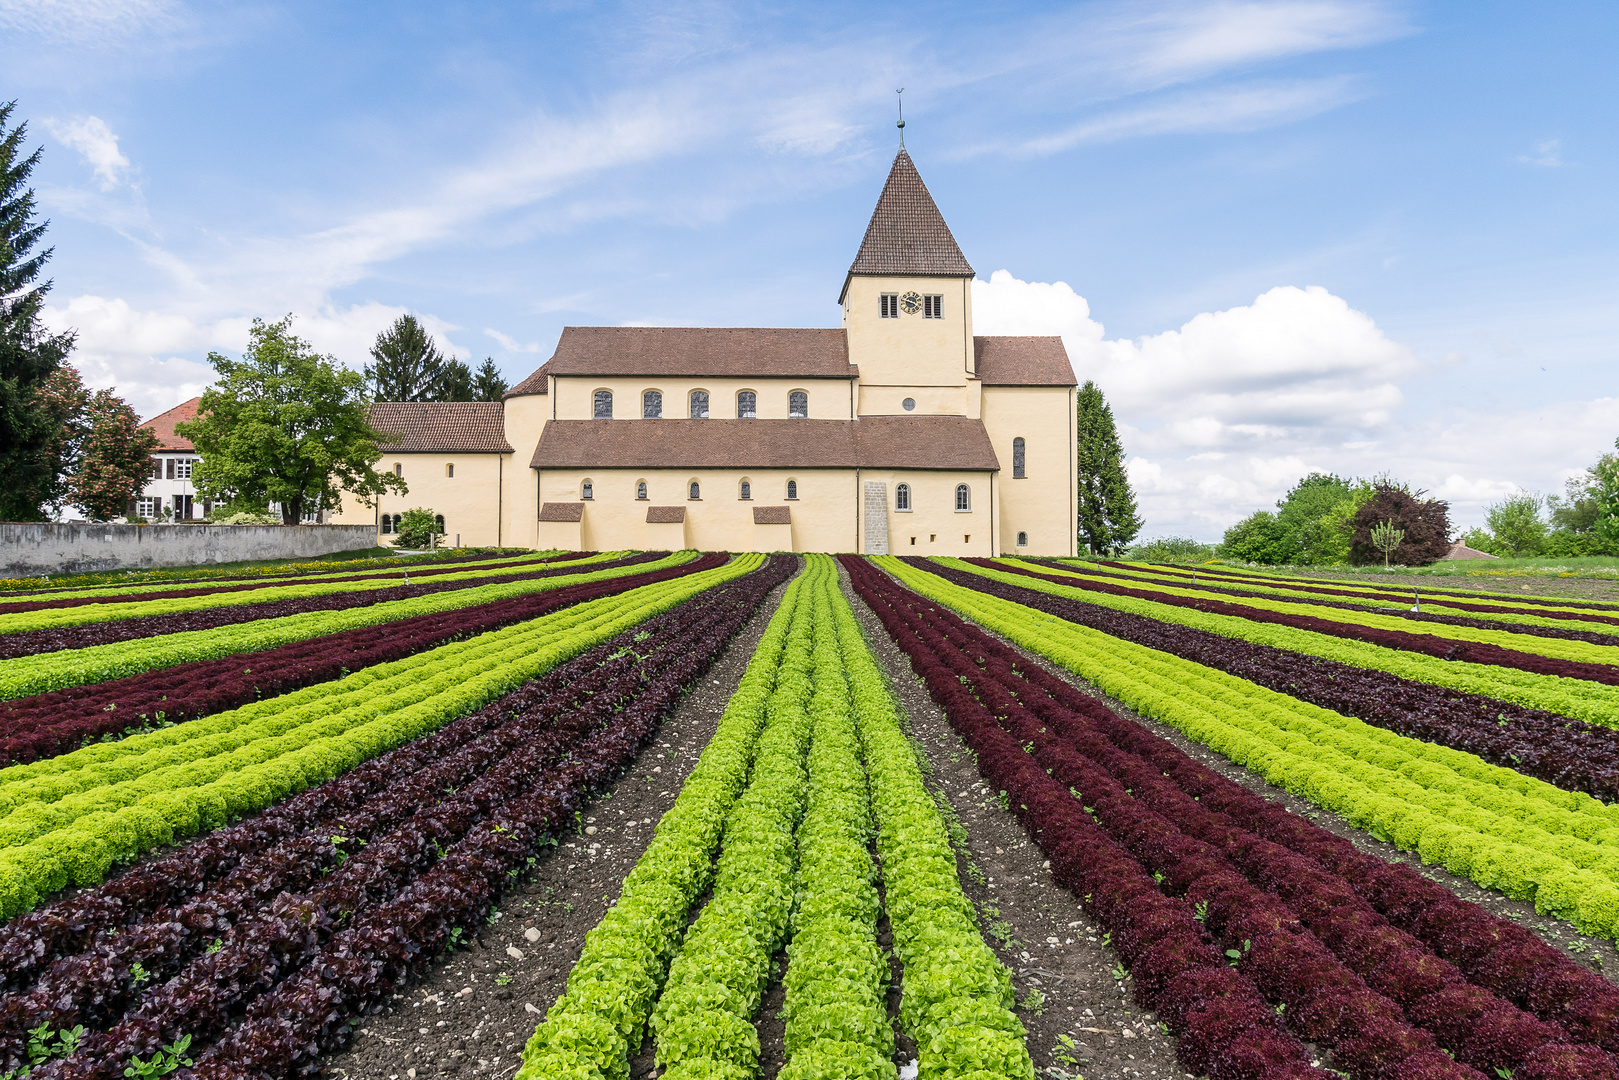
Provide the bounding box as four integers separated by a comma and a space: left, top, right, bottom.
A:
980, 385, 1077, 557
501, 392, 550, 548
858, 468, 998, 558
331, 452, 507, 547
537, 468, 859, 553
855, 381, 981, 418
842, 274, 974, 387
551, 376, 856, 422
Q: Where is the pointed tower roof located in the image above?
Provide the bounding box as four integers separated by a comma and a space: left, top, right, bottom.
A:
841, 149, 973, 300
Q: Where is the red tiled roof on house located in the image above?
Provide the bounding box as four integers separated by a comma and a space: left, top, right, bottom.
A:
973, 337, 1077, 387
753, 506, 791, 525
510, 327, 856, 391
532, 416, 1000, 472
841, 149, 974, 300
368, 402, 513, 453
539, 502, 584, 522
646, 506, 686, 523
140, 397, 201, 451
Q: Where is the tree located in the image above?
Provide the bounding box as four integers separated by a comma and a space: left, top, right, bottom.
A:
365, 314, 447, 402
473, 357, 508, 402
1483, 491, 1547, 558
1220, 511, 1291, 564
0, 101, 78, 520
435, 357, 474, 402
69, 388, 161, 520
393, 507, 443, 549
176, 315, 407, 524
1348, 483, 1451, 566
1369, 519, 1404, 569
1075, 380, 1142, 554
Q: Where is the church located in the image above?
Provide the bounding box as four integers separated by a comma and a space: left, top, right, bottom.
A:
332, 149, 1079, 556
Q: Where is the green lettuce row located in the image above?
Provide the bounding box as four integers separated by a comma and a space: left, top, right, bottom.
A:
831, 564, 1035, 1080
1011, 558, 1619, 666
1042, 558, 1619, 633
0, 549, 562, 605
515, 561, 812, 1080
775, 580, 894, 1080
887, 558, 1619, 941
944, 558, 1619, 728
0, 556, 758, 921
0, 550, 694, 701
0, 550, 621, 634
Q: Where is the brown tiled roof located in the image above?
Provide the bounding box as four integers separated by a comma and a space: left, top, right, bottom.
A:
532, 416, 999, 472
974, 337, 1077, 387
368, 402, 513, 453
141, 397, 201, 451
753, 506, 791, 525
842, 149, 973, 299
539, 502, 584, 522
506, 368, 548, 398
646, 506, 686, 523
514, 327, 856, 387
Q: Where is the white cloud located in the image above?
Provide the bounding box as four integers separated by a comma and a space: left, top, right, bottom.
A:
485, 328, 544, 353
0, 0, 178, 43
1516, 138, 1563, 167
44, 115, 130, 189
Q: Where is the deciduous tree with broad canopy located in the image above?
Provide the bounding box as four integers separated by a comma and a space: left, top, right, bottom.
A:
177, 316, 406, 524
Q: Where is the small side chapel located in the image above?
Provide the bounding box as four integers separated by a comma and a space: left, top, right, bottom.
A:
335, 149, 1079, 555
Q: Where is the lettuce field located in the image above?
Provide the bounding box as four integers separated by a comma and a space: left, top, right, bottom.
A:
0, 549, 1616, 1080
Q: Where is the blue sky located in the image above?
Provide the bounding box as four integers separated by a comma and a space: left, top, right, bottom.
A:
4, 0, 1615, 539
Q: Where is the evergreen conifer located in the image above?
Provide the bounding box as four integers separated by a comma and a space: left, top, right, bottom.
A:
472, 357, 508, 401
365, 314, 447, 401
1075, 380, 1142, 554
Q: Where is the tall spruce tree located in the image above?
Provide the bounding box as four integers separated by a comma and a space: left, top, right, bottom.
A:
1075, 380, 1142, 555
434, 357, 474, 402
472, 357, 508, 401
365, 314, 447, 401
0, 102, 78, 520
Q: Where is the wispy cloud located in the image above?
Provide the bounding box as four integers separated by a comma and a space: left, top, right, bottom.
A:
1516, 137, 1563, 167
0, 0, 179, 44
485, 328, 544, 353
44, 115, 130, 189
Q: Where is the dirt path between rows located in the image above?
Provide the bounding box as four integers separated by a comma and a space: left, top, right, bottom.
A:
324, 571, 794, 1080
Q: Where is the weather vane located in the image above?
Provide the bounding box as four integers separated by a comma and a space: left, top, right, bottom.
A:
897, 88, 905, 147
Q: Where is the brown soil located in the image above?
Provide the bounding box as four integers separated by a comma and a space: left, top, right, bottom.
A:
323, 573, 792, 1080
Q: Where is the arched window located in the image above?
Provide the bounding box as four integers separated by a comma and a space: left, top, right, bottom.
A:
788, 390, 808, 418
690, 390, 709, 418
1017, 531, 1028, 547
739, 479, 752, 500
689, 480, 701, 500
380, 514, 393, 534
895, 483, 911, 511
786, 479, 798, 500
1012, 437, 1026, 479
445, 463, 455, 478
593, 390, 613, 419
434, 514, 445, 532
636, 480, 648, 500
737, 390, 757, 418
955, 484, 971, 512
393, 462, 403, 477
643, 390, 662, 418
581, 479, 594, 500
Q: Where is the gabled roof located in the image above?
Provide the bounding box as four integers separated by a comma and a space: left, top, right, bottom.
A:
532, 416, 1000, 472
842, 149, 974, 301
974, 337, 1077, 387
369, 401, 514, 453
140, 397, 201, 451
507, 328, 856, 395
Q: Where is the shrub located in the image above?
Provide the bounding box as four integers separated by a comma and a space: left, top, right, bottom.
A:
394, 507, 443, 549
1349, 484, 1451, 566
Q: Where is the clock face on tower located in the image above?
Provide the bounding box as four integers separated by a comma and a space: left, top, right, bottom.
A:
899, 291, 923, 315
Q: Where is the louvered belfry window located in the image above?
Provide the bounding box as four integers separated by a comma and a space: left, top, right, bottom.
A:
923, 294, 943, 319
880, 293, 899, 318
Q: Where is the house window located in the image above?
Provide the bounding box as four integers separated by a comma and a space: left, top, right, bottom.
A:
380, 514, 393, 534
955, 484, 971, 512
1012, 437, 1025, 478
739, 479, 751, 500
923, 294, 943, 319
690, 390, 709, 418
895, 483, 911, 511
909, 536, 916, 546
788, 391, 808, 418
643, 390, 662, 418
786, 479, 798, 500
636, 480, 648, 500
165, 459, 176, 480
964, 533, 971, 544
136, 497, 156, 519
880, 293, 899, 318
434, 514, 445, 534
394, 463, 403, 477
1017, 531, 1029, 547
689, 481, 700, 500
446, 463, 455, 478
593, 390, 613, 418
175, 459, 193, 480
737, 390, 757, 418
150, 459, 161, 480
582, 479, 594, 500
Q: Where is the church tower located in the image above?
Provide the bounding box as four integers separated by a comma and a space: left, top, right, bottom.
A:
841, 149, 977, 416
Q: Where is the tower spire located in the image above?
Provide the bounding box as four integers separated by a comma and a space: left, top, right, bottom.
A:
896, 88, 905, 147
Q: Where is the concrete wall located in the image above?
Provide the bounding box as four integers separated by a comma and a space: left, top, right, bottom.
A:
0, 523, 379, 577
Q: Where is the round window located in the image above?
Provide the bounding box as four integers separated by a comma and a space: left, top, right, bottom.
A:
902, 397, 916, 412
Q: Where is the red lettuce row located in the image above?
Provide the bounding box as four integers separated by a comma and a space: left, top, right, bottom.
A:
925, 560, 1619, 802
0, 553, 681, 768
975, 559, 1619, 687
0, 552, 592, 615
843, 556, 1619, 1080
10, 554, 795, 1078
0, 552, 645, 661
